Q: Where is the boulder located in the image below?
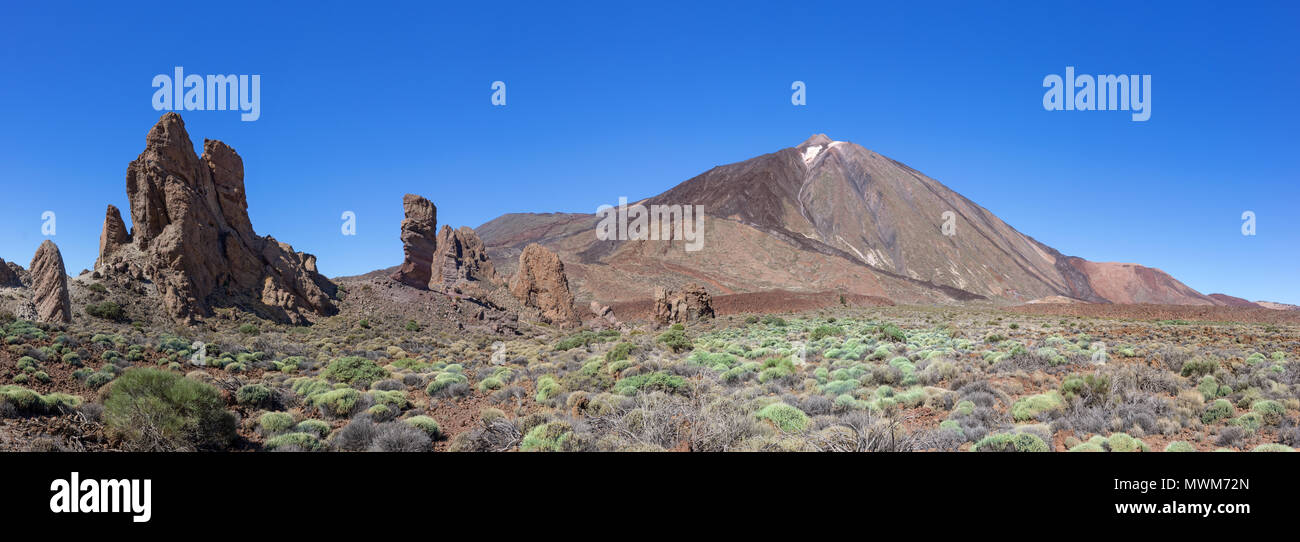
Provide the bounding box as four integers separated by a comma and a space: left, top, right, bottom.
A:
652, 283, 715, 325
508, 244, 579, 327
29, 241, 72, 323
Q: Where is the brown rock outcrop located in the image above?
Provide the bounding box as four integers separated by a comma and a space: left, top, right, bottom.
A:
97, 112, 337, 324
29, 241, 72, 323
0, 257, 21, 288
392, 194, 438, 288
652, 283, 715, 325
509, 244, 578, 326
96, 204, 130, 266
432, 225, 499, 292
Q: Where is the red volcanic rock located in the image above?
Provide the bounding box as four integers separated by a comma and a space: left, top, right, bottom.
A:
29, 241, 71, 324
98, 112, 337, 324
509, 244, 578, 327
0, 257, 20, 288
431, 225, 499, 293
96, 204, 131, 267
651, 282, 716, 326
392, 194, 438, 288
1207, 293, 1262, 308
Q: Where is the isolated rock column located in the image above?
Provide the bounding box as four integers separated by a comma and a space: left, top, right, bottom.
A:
392, 194, 438, 288
29, 240, 72, 323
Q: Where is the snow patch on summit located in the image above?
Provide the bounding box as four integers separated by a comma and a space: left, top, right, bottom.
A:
801, 145, 823, 166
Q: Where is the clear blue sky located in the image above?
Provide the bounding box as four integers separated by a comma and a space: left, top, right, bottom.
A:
1, 1, 1296, 302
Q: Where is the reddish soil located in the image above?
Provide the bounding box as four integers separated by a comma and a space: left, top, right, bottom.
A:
1006, 303, 1300, 325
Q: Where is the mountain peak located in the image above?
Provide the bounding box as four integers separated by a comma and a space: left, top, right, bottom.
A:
799, 134, 833, 148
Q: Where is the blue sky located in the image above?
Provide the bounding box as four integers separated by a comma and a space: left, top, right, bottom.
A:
1, 1, 1296, 302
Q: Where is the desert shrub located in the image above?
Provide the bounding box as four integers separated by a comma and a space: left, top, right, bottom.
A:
1229, 412, 1263, 433
295, 419, 331, 438
311, 388, 363, 418
238, 323, 260, 335
259, 411, 295, 434
520, 421, 575, 452
265, 432, 321, 451
477, 377, 504, 392
536, 375, 561, 402
605, 342, 635, 362
322, 356, 389, 386
754, 402, 809, 432
973, 432, 1049, 452
1202, 399, 1234, 424
1011, 391, 1065, 422
0, 385, 80, 416
1215, 426, 1249, 448
235, 384, 274, 407
657, 329, 693, 353
1251, 400, 1286, 426
369, 421, 431, 451
332, 416, 379, 451
809, 325, 844, 341
877, 323, 906, 342
1165, 441, 1196, 452
405, 320, 420, 332
102, 368, 236, 451
613, 371, 686, 396
1197, 376, 1230, 401
85, 301, 126, 321
1105, 432, 1150, 452
1180, 357, 1218, 377
404, 415, 442, 439
1251, 444, 1294, 452
425, 372, 469, 396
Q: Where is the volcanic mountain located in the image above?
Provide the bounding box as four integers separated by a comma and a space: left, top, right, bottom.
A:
477, 134, 1220, 308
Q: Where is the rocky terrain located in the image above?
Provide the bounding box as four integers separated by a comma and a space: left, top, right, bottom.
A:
0, 115, 1296, 453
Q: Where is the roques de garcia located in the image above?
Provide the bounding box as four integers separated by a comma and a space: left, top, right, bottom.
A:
151, 66, 260, 121
1043, 66, 1150, 121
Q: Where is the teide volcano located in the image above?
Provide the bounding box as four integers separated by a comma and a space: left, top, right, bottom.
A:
478, 134, 1218, 309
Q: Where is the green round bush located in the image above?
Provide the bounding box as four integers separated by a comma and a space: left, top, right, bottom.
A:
754, 402, 809, 433
294, 419, 331, 438
404, 415, 442, 438
1165, 441, 1196, 452
259, 411, 295, 434
235, 384, 274, 407
1202, 399, 1234, 424
103, 368, 236, 451
974, 432, 1050, 452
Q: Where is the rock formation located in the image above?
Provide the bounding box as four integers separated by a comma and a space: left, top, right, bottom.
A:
589, 300, 622, 329
652, 283, 715, 325
29, 241, 72, 323
508, 244, 578, 327
0, 257, 21, 288
392, 194, 438, 288
97, 204, 131, 266
97, 112, 337, 324
432, 225, 499, 293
